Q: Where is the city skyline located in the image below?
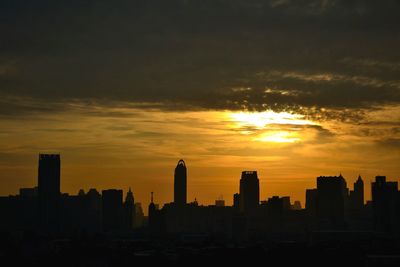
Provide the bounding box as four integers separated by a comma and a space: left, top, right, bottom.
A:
1, 1, 400, 213
0, 109, 399, 211
2, 153, 398, 213
2, 152, 398, 236
1, 1, 400, 265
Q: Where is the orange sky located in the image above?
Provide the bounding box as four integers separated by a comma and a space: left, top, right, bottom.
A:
0, 103, 399, 212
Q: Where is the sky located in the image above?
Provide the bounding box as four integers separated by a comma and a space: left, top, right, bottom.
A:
0, 0, 399, 209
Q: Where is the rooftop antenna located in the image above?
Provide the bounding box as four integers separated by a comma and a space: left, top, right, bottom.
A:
151, 191, 154, 203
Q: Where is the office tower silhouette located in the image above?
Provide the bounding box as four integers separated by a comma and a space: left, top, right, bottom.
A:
86, 188, 102, 232
282, 196, 291, 211
148, 192, 156, 229
267, 196, 285, 216
349, 175, 364, 210
174, 159, 187, 206
233, 193, 240, 210
102, 189, 123, 232
239, 171, 259, 212
305, 189, 317, 217
38, 154, 61, 232
372, 176, 398, 233
87, 188, 101, 211
123, 188, 135, 231
316, 175, 347, 228
134, 203, 144, 228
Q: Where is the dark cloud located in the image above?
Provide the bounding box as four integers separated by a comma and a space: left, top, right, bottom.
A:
376, 138, 400, 149
1, 0, 399, 118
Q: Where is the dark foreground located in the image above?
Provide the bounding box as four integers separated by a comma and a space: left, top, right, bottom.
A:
1, 233, 400, 267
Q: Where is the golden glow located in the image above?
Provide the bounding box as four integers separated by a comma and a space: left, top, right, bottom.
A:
255, 131, 300, 143
227, 110, 317, 143
0, 104, 398, 210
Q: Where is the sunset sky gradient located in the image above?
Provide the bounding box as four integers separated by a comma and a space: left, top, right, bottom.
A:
1, 0, 399, 209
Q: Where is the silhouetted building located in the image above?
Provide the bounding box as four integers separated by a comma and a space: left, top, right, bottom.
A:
239, 171, 259, 213
282, 196, 291, 211
174, 159, 187, 206
19, 187, 37, 198
38, 154, 61, 232
85, 188, 102, 232
215, 199, 225, 207
292, 201, 302, 210
161, 203, 233, 237
4, 151, 400, 248
305, 189, 317, 217
372, 176, 398, 233
123, 188, 135, 231
148, 192, 157, 228
102, 189, 123, 232
349, 175, 364, 211
316, 175, 347, 229
60, 192, 94, 233
134, 203, 145, 228
78, 189, 85, 196
233, 193, 240, 210
267, 196, 285, 217
87, 188, 101, 211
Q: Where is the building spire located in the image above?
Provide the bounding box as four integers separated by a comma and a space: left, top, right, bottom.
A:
151, 191, 154, 204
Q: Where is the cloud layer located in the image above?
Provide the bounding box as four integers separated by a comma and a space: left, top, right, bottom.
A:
1, 0, 400, 117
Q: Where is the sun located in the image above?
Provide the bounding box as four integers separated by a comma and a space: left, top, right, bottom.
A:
227, 110, 317, 143
255, 131, 301, 143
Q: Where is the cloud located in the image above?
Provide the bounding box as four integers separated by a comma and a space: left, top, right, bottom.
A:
376, 138, 400, 149
0, 0, 399, 122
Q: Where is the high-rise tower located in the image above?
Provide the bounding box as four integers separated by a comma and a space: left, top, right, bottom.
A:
102, 189, 123, 232
123, 188, 135, 231
239, 171, 260, 212
38, 154, 61, 231
372, 176, 398, 232
316, 175, 347, 228
174, 159, 187, 205
353, 175, 364, 209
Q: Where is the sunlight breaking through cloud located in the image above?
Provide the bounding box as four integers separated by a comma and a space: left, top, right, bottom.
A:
227, 110, 318, 143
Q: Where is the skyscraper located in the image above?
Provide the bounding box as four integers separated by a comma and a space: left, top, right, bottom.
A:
123, 188, 135, 231
233, 193, 240, 210
316, 175, 347, 228
349, 175, 364, 210
148, 192, 156, 228
102, 189, 123, 232
305, 188, 317, 217
371, 176, 398, 233
239, 171, 259, 213
38, 154, 61, 231
174, 159, 187, 206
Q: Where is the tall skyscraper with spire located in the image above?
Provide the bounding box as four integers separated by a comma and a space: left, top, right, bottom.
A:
174, 159, 187, 206
123, 188, 135, 230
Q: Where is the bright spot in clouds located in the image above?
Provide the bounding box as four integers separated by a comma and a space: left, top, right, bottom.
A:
227, 110, 318, 143
255, 131, 301, 143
